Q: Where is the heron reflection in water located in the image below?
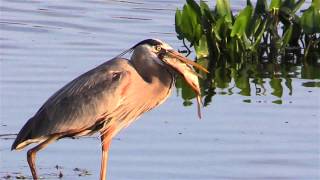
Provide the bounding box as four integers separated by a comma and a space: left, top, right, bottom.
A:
11, 39, 208, 180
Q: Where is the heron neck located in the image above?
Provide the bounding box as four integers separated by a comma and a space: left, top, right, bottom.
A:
130, 47, 173, 85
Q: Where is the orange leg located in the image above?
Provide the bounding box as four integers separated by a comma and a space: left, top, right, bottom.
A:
100, 133, 112, 180
27, 135, 59, 180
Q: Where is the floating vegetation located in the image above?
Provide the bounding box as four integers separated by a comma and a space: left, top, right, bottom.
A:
175, 0, 320, 105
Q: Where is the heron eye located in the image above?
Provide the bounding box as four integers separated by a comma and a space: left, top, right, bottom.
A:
155, 45, 162, 52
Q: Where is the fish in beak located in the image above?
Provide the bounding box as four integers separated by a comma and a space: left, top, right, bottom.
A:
125, 38, 208, 118
160, 49, 209, 119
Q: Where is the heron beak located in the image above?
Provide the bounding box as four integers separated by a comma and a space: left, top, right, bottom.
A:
166, 50, 209, 73
161, 49, 208, 119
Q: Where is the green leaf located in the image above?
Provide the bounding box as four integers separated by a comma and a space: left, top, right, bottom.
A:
215, 0, 233, 22
269, 0, 281, 11
194, 23, 203, 45
175, 9, 183, 39
248, 0, 266, 38
289, 21, 302, 46
314, 0, 320, 9
293, 0, 305, 13
176, 77, 196, 101
241, 34, 252, 50
301, 64, 320, 79
282, 0, 305, 14
300, 1, 320, 34
235, 73, 251, 96
272, 99, 282, 104
243, 99, 251, 103
285, 78, 293, 95
282, 0, 294, 8
212, 17, 224, 41
302, 81, 320, 87
231, 5, 253, 38
200, 0, 215, 23
183, 3, 203, 44
253, 17, 262, 35
270, 78, 283, 98
180, 4, 196, 42
187, 0, 202, 18
227, 37, 237, 54
215, 67, 231, 89
175, 2, 204, 43
194, 35, 209, 58
255, 0, 267, 15
281, 24, 293, 49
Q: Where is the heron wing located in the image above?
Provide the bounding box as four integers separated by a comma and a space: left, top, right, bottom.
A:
12, 58, 134, 150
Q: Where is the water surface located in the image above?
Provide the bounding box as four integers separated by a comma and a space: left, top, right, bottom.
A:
0, 0, 319, 179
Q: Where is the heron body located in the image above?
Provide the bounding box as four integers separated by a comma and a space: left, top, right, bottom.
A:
11, 39, 207, 180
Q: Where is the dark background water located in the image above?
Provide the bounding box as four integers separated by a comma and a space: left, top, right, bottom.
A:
0, 0, 319, 179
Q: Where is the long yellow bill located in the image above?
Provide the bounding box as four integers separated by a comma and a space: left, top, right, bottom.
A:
166, 50, 209, 73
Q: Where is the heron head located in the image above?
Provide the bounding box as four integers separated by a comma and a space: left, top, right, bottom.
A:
131, 38, 208, 71
131, 39, 208, 118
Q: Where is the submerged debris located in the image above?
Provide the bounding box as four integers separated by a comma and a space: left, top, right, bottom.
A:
73, 167, 91, 177
55, 165, 64, 178
58, 171, 63, 178
15, 174, 27, 179
55, 165, 62, 170
2, 174, 12, 179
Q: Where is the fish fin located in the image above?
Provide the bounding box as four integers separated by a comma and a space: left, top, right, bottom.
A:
196, 95, 202, 119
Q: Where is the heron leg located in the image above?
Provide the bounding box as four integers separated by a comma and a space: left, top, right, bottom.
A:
100, 133, 112, 180
27, 135, 60, 180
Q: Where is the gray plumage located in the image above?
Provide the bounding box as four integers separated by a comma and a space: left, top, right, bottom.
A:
11, 39, 206, 180
12, 55, 173, 150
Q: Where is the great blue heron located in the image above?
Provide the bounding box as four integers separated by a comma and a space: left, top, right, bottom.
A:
11, 39, 208, 180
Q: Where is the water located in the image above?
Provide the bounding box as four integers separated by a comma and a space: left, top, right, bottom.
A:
0, 0, 319, 179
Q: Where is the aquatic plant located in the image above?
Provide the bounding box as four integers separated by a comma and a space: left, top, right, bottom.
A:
175, 0, 320, 105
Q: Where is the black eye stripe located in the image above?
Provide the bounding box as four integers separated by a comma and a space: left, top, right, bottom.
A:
132, 39, 162, 48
